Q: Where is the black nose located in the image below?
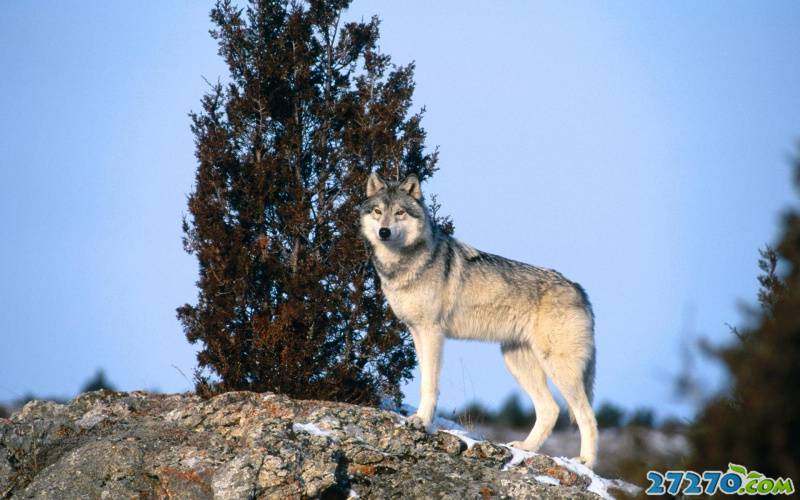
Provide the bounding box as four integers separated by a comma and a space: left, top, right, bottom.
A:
379, 227, 391, 240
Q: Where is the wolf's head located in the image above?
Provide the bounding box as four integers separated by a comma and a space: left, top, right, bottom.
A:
360, 172, 431, 251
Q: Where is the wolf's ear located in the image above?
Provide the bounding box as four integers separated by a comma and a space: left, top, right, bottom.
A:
399, 174, 422, 200
366, 172, 386, 197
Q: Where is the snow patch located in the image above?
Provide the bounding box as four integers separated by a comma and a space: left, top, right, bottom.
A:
432, 413, 468, 432
387, 402, 485, 449
381, 400, 641, 497
386, 401, 477, 434
292, 422, 333, 438
500, 445, 537, 470
551, 456, 641, 499
534, 474, 560, 486
499, 446, 641, 497
441, 429, 483, 450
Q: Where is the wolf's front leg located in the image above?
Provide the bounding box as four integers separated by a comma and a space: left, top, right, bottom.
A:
411, 330, 443, 431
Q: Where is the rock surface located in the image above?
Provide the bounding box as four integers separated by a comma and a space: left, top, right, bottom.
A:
475, 423, 688, 480
0, 391, 637, 498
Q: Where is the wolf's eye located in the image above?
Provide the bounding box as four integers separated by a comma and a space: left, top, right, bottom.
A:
373, 207, 382, 215
395, 209, 405, 216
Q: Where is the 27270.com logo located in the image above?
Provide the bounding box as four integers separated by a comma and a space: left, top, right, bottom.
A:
646, 463, 794, 496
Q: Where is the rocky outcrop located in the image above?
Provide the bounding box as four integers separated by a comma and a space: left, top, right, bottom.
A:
0, 391, 637, 498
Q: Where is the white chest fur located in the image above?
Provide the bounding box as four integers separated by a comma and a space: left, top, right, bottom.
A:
381, 281, 442, 329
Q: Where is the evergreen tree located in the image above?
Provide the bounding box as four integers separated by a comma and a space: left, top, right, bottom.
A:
688, 143, 800, 480
495, 394, 533, 430
626, 408, 655, 429
594, 401, 625, 429
177, 0, 450, 405
80, 369, 116, 393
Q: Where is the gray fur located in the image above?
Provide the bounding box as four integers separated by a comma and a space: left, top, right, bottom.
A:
360, 173, 599, 467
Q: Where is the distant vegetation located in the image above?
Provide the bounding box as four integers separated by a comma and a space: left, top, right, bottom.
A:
448, 394, 668, 432
80, 369, 117, 393
0, 369, 117, 418
686, 145, 800, 482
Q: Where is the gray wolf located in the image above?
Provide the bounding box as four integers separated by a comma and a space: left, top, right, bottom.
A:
359, 173, 598, 467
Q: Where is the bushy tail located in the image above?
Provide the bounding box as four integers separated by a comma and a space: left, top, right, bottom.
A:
575, 282, 596, 405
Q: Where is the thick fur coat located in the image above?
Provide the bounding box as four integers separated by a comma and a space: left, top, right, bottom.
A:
360, 173, 598, 467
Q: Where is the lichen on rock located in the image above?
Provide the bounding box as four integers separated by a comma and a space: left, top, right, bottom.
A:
0, 391, 637, 498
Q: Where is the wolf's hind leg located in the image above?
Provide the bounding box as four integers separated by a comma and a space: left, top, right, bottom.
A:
539, 351, 598, 468
501, 342, 559, 452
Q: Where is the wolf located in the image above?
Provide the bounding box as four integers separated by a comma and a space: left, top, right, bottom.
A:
359, 173, 598, 467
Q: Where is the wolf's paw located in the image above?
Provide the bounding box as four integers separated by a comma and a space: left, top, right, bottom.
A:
406, 414, 433, 432
571, 456, 596, 469
406, 414, 424, 428
507, 440, 536, 451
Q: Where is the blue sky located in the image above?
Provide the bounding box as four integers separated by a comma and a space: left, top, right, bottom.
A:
1, 1, 798, 420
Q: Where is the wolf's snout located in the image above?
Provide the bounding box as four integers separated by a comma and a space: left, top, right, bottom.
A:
378, 227, 391, 240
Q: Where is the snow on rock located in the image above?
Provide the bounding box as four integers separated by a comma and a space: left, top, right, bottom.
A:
534, 474, 561, 486
501, 444, 538, 469
431, 413, 642, 497
396, 403, 487, 450
383, 399, 642, 498
292, 421, 334, 438
442, 429, 483, 450
551, 455, 642, 499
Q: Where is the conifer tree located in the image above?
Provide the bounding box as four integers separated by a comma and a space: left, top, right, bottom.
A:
177, 0, 451, 404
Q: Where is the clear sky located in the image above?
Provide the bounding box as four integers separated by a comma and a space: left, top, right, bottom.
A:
1, 1, 798, 420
